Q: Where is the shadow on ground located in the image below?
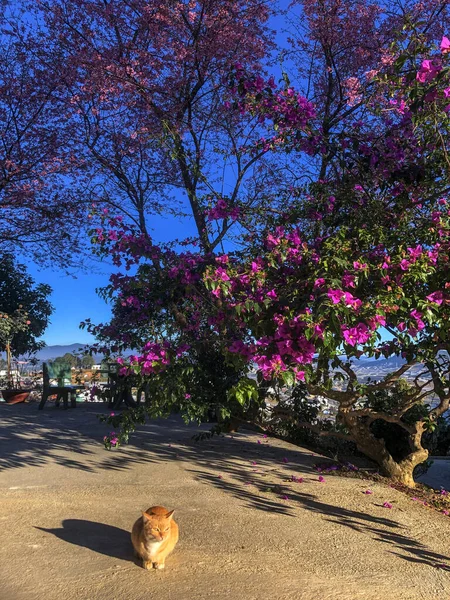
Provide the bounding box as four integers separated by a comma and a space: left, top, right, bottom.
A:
36, 520, 133, 561
3, 403, 450, 570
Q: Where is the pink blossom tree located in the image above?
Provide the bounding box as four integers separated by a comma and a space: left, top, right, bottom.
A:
0, 18, 88, 266
29, 0, 283, 253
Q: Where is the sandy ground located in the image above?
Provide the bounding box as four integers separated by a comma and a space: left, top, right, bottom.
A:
0, 402, 450, 600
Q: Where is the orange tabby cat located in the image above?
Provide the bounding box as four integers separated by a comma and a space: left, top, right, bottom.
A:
131, 505, 179, 570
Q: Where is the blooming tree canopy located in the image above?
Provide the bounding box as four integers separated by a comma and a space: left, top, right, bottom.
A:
91, 2, 450, 487
0, 16, 88, 266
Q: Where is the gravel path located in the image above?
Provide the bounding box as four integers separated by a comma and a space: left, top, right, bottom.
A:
1, 403, 449, 600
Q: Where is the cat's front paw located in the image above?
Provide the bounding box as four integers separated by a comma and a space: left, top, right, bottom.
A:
142, 560, 153, 570
153, 562, 165, 570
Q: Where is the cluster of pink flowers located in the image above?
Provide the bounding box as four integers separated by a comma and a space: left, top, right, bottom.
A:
206, 198, 241, 222
117, 341, 173, 376
104, 432, 118, 447
416, 59, 442, 84
228, 70, 316, 151
341, 323, 371, 347
328, 289, 362, 310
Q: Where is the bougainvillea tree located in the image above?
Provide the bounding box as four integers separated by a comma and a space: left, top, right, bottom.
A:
197, 23, 450, 486
90, 3, 450, 487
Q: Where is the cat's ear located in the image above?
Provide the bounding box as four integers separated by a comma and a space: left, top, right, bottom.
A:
142, 511, 151, 521
165, 509, 175, 520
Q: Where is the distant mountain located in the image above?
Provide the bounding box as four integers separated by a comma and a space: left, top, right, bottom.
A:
20, 344, 105, 364
354, 356, 407, 368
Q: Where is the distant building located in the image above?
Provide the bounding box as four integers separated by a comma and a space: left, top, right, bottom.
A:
92, 364, 102, 371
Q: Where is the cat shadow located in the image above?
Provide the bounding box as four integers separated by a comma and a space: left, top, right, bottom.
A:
35, 520, 133, 561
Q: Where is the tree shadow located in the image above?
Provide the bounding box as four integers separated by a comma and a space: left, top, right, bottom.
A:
188, 464, 450, 568
0, 403, 319, 479
35, 520, 133, 561
4, 404, 450, 570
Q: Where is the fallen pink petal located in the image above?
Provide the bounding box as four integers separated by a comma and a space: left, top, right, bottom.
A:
282, 457, 289, 463
291, 476, 304, 483
364, 489, 373, 495
383, 502, 393, 509
318, 476, 325, 482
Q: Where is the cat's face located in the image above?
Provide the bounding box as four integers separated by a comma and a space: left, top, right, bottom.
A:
142, 510, 174, 542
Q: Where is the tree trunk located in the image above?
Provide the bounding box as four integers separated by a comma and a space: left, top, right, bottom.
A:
344, 416, 428, 488
6, 340, 12, 386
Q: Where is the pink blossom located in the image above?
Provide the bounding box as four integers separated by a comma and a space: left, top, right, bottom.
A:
342, 274, 356, 288
294, 368, 305, 381
353, 261, 367, 270
416, 59, 442, 84
441, 36, 450, 53
342, 323, 371, 346
318, 476, 325, 482
313, 278, 325, 289
427, 291, 444, 305
291, 476, 303, 483
328, 289, 344, 304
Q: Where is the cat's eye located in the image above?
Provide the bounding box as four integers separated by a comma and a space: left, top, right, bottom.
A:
165, 527, 170, 531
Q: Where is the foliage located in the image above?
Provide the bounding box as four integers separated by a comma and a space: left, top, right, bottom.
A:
0, 306, 29, 387
0, 254, 53, 356
81, 355, 95, 369
52, 353, 78, 368
423, 416, 450, 456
